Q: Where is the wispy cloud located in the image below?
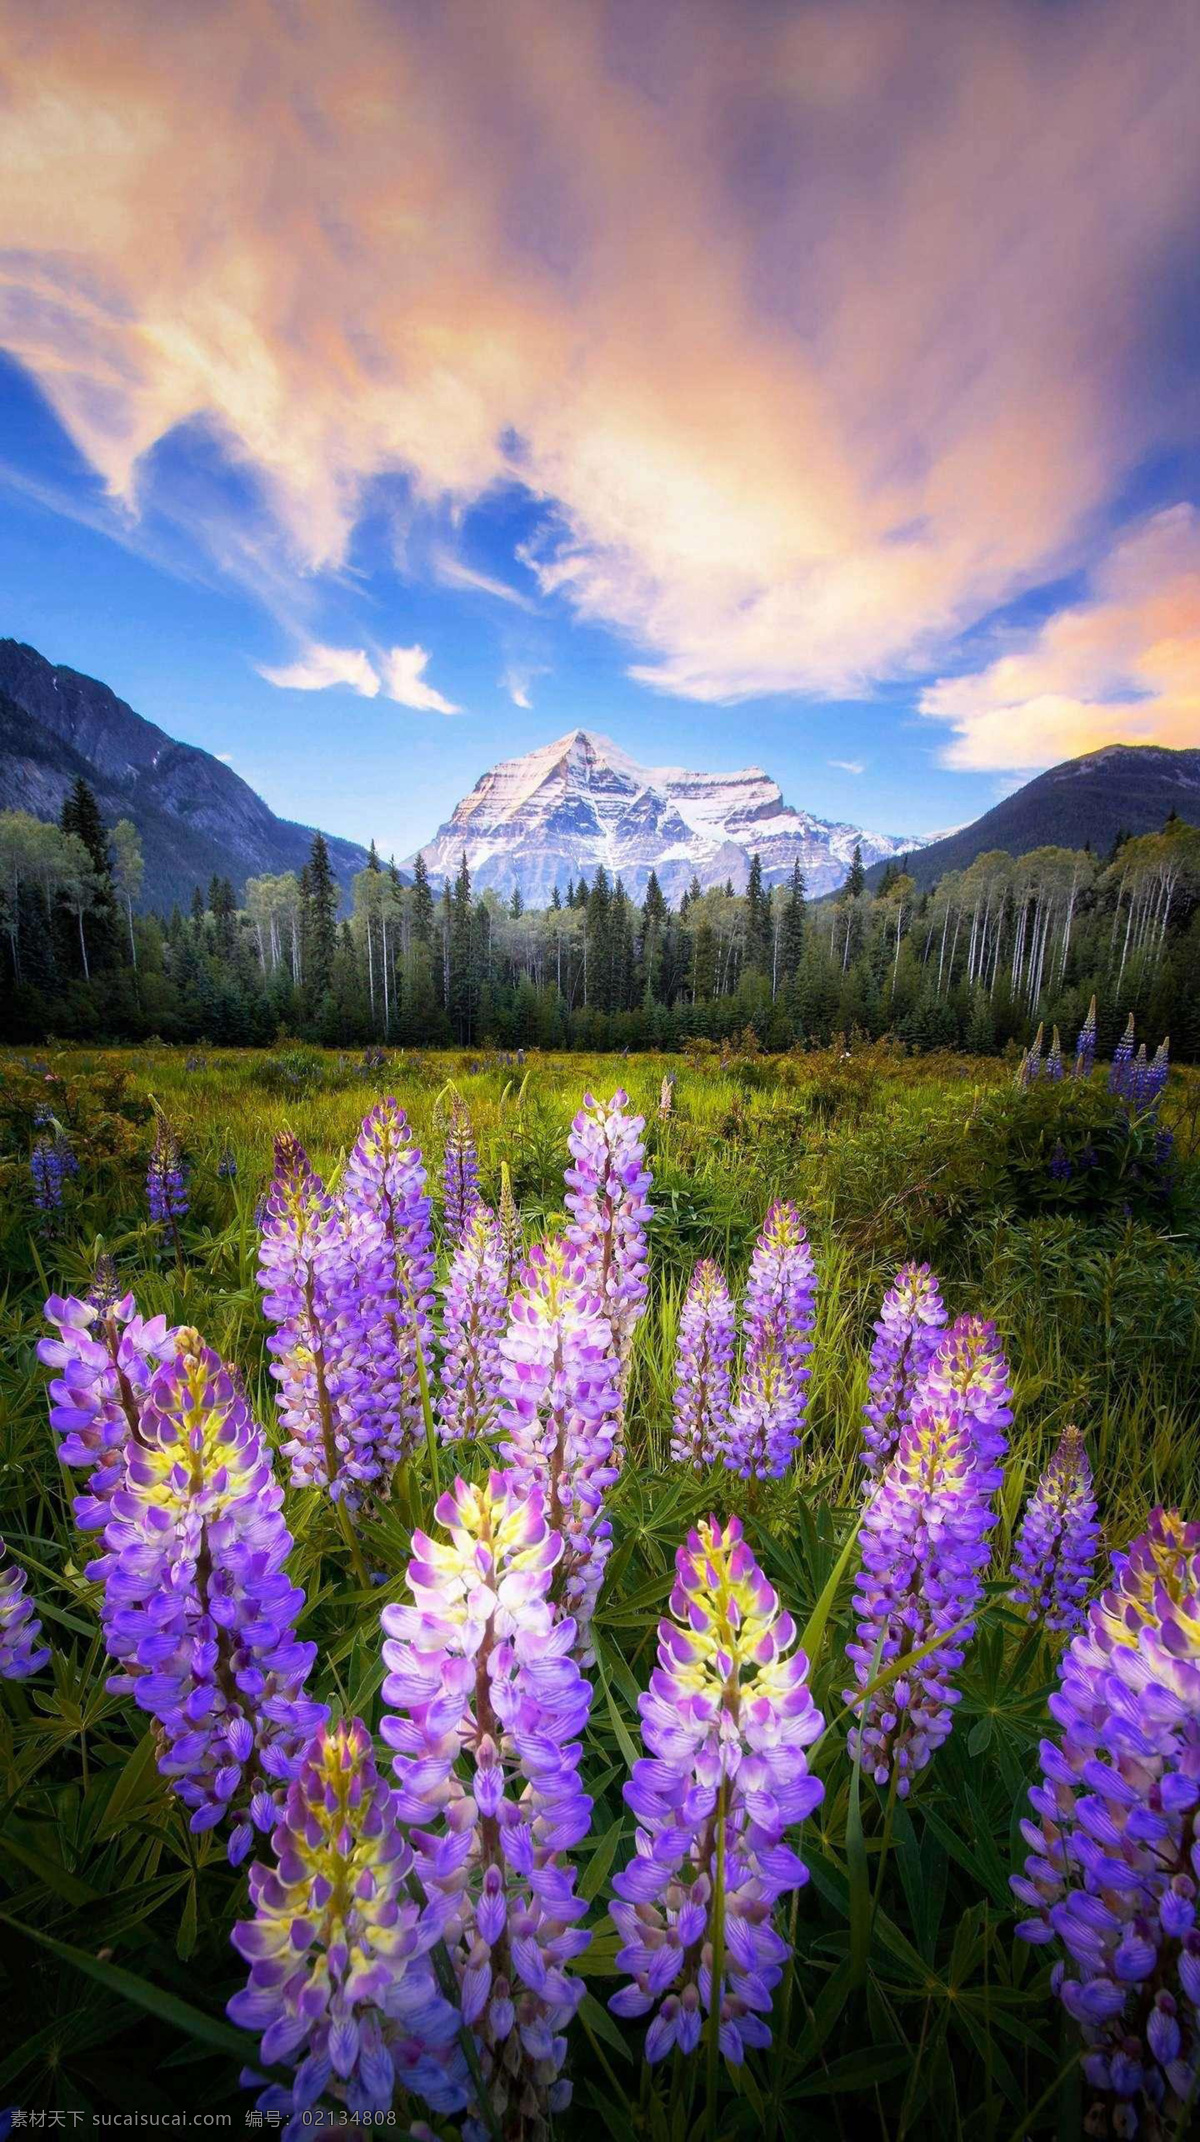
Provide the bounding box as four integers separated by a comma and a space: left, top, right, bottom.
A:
258, 644, 380, 696
828, 758, 864, 775
379, 645, 460, 715
920, 507, 1200, 770
258, 639, 459, 712
500, 657, 549, 710
1, 0, 1197, 707
216, 751, 235, 763
432, 547, 536, 612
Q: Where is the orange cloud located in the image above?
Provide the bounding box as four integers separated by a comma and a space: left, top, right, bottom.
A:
920, 507, 1200, 770
0, 0, 1197, 700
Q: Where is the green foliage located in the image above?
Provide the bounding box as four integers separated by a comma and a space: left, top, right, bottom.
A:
0, 1042, 1197, 2127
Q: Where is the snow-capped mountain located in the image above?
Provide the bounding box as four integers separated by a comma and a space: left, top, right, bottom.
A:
411, 730, 923, 904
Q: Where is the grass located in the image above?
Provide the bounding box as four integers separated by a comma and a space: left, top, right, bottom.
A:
0, 1038, 1198, 2135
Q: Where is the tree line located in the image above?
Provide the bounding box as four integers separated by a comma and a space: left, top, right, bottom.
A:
2, 781, 1198, 1058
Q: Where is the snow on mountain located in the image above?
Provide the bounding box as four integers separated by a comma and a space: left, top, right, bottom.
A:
411, 729, 924, 904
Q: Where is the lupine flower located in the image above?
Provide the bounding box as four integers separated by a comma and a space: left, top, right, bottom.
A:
1144, 1038, 1170, 1113
437, 1207, 508, 1445
1011, 1425, 1100, 1634
257, 1134, 356, 1497
1017, 1022, 1045, 1089
609, 1515, 823, 2062
563, 1089, 652, 1388
723, 1344, 805, 1481
844, 1397, 995, 1795
339, 1100, 438, 1478
1073, 996, 1098, 1080
860, 1262, 948, 1476
217, 1147, 238, 1180
741, 1201, 817, 1393
442, 1094, 480, 1248
0, 1538, 51, 1680
498, 1241, 621, 1648
90, 1331, 326, 1862
658, 1073, 675, 1121
229, 1717, 465, 2134
1049, 1139, 1072, 1184
1044, 1026, 1064, 1081
670, 1261, 735, 1471
380, 1473, 593, 2140
920, 1314, 1013, 1472
1108, 1013, 1136, 1097
497, 1161, 523, 1296
1013, 1510, 1200, 2136
147, 1113, 189, 1224
30, 1138, 68, 1211
38, 1287, 176, 1529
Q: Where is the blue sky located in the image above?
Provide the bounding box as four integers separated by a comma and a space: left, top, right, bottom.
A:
1, 0, 1196, 866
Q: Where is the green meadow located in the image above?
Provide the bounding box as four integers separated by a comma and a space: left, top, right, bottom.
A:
1, 1039, 1198, 2135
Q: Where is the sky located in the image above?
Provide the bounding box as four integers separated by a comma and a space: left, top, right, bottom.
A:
0, 0, 1198, 863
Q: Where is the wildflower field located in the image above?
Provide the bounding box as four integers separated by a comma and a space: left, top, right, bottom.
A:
1, 1036, 1199, 2140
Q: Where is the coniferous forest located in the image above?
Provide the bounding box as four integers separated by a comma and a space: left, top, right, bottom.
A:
2, 781, 1199, 1058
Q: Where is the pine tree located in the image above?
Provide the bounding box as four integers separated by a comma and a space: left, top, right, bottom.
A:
781, 862, 806, 983
846, 843, 866, 897
300, 833, 338, 1016
411, 852, 434, 947
509, 884, 524, 919
745, 853, 771, 973
450, 852, 475, 1040
59, 776, 117, 969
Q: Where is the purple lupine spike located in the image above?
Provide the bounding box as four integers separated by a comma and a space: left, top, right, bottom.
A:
1011, 1425, 1100, 1634
670, 1260, 735, 1471
256, 1133, 354, 1496
437, 1206, 508, 1445
563, 1089, 652, 1389
722, 1343, 804, 1480
0, 1538, 51, 1680
1073, 996, 1098, 1080
216, 1147, 238, 1180
229, 1716, 467, 2130
844, 1396, 995, 1795
340, 1098, 437, 1476
860, 1262, 948, 1476
1013, 1510, 1200, 2136
609, 1515, 823, 2063
147, 1112, 189, 1225
742, 1200, 817, 1392
442, 1094, 480, 1248
38, 1288, 176, 1530
90, 1330, 326, 1861
920, 1314, 1013, 1472
497, 1161, 523, 1295
1144, 1036, 1170, 1113
1045, 1026, 1064, 1081
31, 1139, 67, 1212
1108, 1012, 1136, 1096
498, 1241, 620, 1651
380, 1473, 593, 2140
1017, 1021, 1045, 1090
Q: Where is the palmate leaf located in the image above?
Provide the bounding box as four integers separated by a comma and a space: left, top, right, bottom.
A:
0, 1911, 252, 2059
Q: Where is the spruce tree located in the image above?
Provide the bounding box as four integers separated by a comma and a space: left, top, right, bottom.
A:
781, 862, 806, 983
59, 776, 118, 968
745, 853, 771, 973
411, 852, 435, 947
846, 844, 866, 897
301, 833, 338, 1017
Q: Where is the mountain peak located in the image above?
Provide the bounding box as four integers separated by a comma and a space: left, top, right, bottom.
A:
413, 732, 919, 904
